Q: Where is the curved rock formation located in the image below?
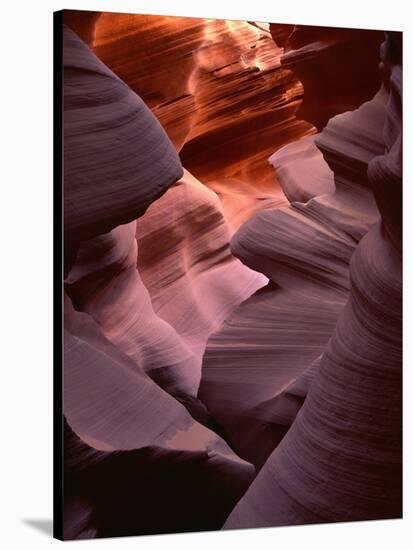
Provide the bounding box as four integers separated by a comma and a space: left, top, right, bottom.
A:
179, 20, 315, 228
62, 25, 256, 538
200, 57, 386, 468
179, 20, 314, 186
224, 32, 402, 527
268, 135, 334, 203
63, 24, 182, 262
66, 170, 265, 403
83, 15, 318, 230
64, 298, 254, 538
64, 14, 385, 233
61, 13, 402, 539
64, 9, 100, 46
93, 13, 206, 151
268, 23, 294, 49
65, 222, 201, 400
273, 24, 383, 130
136, 169, 266, 366
64, 414, 253, 539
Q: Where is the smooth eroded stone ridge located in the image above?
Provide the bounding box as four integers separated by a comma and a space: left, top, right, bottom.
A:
224, 32, 402, 527
85, 15, 319, 230
64, 297, 255, 538
63, 25, 257, 538
200, 86, 384, 466
61, 16, 401, 539
63, 25, 183, 250
199, 56, 388, 466
136, 170, 266, 376
66, 170, 265, 403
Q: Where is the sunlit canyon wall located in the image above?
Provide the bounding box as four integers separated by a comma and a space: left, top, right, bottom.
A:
61, 10, 402, 539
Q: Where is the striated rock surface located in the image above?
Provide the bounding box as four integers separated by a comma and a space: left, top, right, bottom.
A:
64, 297, 254, 538
87, 16, 386, 232
65, 14, 386, 232
63, 24, 183, 261
88, 15, 317, 229
200, 68, 385, 467
64, 9, 100, 46
61, 12, 402, 539
66, 170, 265, 403
93, 13, 206, 151
65, 222, 201, 401
62, 25, 257, 539
179, 20, 314, 190
268, 135, 334, 203
136, 169, 266, 367
268, 23, 294, 49
224, 32, 402, 527
273, 24, 383, 130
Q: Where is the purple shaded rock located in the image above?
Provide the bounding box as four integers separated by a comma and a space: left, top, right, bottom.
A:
200, 82, 384, 467
224, 32, 402, 528
63, 25, 183, 253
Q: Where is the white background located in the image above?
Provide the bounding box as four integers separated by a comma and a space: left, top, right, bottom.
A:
0, 0, 411, 548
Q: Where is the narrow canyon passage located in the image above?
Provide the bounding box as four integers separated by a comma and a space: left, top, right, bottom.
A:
61, 11, 401, 540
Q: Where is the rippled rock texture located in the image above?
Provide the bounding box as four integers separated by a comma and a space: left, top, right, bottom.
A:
224, 31, 402, 527
62, 23, 258, 539
66, 11, 317, 231
199, 90, 384, 466
60, 9, 402, 541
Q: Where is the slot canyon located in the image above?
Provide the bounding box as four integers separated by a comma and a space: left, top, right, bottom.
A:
61, 10, 402, 539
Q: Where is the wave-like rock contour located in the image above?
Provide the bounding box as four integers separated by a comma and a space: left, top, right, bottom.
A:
224, 32, 402, 526
62, 25, 257, 538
